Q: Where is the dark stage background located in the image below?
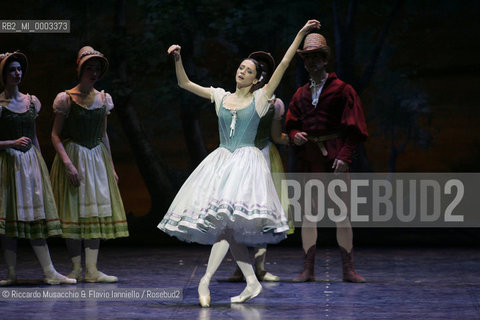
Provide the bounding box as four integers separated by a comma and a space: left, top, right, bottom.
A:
2, 0, 479, 246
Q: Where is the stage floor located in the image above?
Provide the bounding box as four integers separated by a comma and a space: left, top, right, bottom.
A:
1, 245, 479, 319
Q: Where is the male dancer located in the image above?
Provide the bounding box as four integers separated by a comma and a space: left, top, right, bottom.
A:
285, 32, 368, 282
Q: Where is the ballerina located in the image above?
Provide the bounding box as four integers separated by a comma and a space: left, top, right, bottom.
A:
158, 20, 321, 307
228, 51, 292, 283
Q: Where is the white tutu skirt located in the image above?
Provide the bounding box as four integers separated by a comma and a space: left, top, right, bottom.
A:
158, 146, 289, 246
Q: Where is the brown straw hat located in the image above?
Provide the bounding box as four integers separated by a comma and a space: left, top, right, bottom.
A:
76, 46, 109, 79
0, 51, 28, 86
297, 33, 330, 58
248, 51, 276, 82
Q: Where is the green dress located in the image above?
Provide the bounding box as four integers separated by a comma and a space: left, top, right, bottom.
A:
0, 95, 62, 239
50, 91, 128, 239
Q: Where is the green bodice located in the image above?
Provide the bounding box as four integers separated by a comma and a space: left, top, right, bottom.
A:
218, 99, 260, 152
64, 96, 106, 149
254, 105, 274, 150
0, 100, 36, 153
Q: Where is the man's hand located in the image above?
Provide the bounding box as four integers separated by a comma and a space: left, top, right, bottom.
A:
294, 132, 308, 146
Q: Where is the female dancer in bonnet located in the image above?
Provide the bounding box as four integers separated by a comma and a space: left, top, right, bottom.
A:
0, 51, 75, 285
159, 19, 321, 306
50, 46, 128, 283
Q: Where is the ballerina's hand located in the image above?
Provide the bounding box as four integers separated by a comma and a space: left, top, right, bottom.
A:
300, 19, 321, 35
65, 162, 81, 187
11, 136, 32, 149
167, 44, 181, 61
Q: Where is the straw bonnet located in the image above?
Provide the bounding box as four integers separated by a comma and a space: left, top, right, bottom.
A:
76, 46, 109, 79
0, 51, 28, 86
297, 33, 330, 58
248, 51, 276, 83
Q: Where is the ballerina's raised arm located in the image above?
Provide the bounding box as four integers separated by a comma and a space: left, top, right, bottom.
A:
166, 19, 321, 100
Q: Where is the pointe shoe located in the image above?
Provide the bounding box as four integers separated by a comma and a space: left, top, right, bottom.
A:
0, 277, 17, 286
198, 276, 211, 307
84, 270, 118, 283
199, 294, 210, 308
67, 268, 83, 282
0, 268, 17, 286
230, 281, 262, 303
256, 270, 280, 282
44, 271, 77, 285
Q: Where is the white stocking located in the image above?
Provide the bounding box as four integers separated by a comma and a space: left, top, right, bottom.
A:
230, 240, 261, 302
31, 239, 76, 284
83, 239, 117, 282
65, 238, 82, 271
84, 239, 100, 274
199, 239, 230, 297
230, 241, 256, 281
254, 245, 267, 272
30, 239, 57, 276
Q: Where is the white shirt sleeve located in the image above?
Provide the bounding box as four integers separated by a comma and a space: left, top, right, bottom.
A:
210, 87, 227, 115
253, 87, 270, 117
103, 91, 114, 115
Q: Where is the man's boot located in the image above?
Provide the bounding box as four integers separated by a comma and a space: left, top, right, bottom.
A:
293, 245, 316, 282
340, 247, 366, 283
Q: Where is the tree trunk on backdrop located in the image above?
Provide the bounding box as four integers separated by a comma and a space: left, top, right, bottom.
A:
332, 0, 404, 172
111, 0, 175, 214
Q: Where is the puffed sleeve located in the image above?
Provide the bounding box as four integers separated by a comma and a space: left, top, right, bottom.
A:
336, 84, 368, 163
210, 87, 226, 115
31, 95, 41, 117
273, 97, 285, 121
52, 92, 71, 117
253, 87, 270, 117
340, 85, 368, 139
103, 91, 114, 115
